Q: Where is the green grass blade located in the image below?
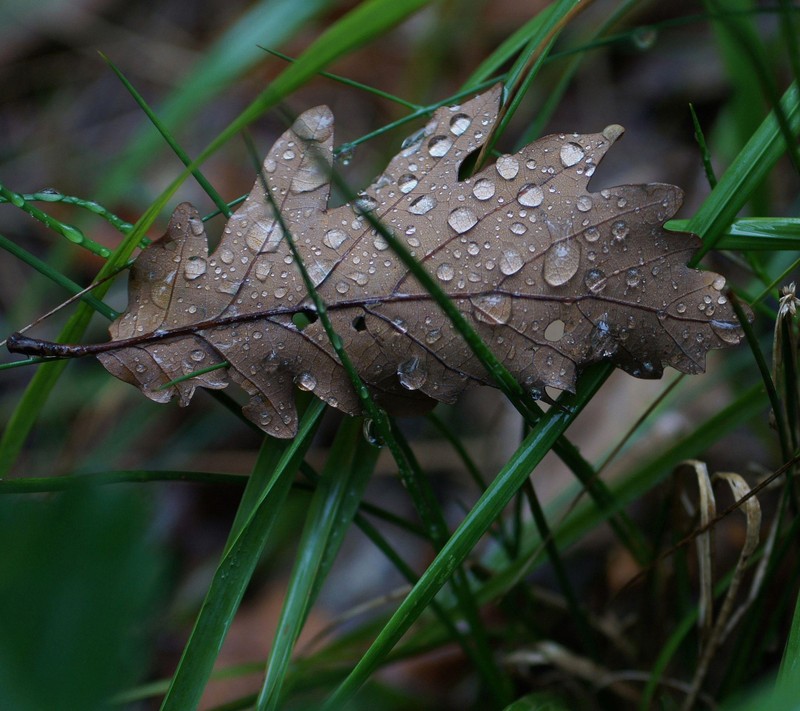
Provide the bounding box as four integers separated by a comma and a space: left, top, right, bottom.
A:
160, 400, 325, 711
688, 81, 800, 263
101, 56, 232, 218
668, 217, 800, 251
96, 0, 332, 203
0, 196, 169, 477
322, 364, 611, 708
257, 417, 378, 710
0, 232, 115, 319
0, 182, 111, 258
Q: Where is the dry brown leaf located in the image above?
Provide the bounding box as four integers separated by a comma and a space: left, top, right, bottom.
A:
9, 86, 748, 438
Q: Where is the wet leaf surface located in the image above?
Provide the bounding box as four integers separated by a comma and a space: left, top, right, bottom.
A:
19, 87, 748, 437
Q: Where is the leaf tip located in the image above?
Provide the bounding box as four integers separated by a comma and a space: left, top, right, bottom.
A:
602, 124, 625, 143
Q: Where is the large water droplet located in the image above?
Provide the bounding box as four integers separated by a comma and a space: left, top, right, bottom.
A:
428, 135, 453, 157
190, 349, 206, 362
543, 239, 581, 287
220, 248, 234, 265
584, 268, 606, 294
436, 263, 455, 282
398, 174, 418, 193
323, 228, 348, 249
625, 268, 641, 287
397, 357, 427, 390
576, 195, 593, 212
184, 256, 207, 280
189, 217, 205, 236
472, 178, 496, 200
496, 155, 520, 180
291, 163, 326, 193
150, 281, 171, 309
471, 293, 512, 325
425, 328, 442, 344
255, 261, 271, 282
517, 184, 544, 207
263, 352, 280, 373
448, 206, 478, 234
449, 113, 471, 135
710, 319, 742, 344
295, 372, 317, 392
355, 194, 378, 213
612, 220, 630, 241
584, 227, 600, 243
560, 142, 585, 167
499, 250, 523, 276
409, 194, 437, 215
246, 219, 284, 253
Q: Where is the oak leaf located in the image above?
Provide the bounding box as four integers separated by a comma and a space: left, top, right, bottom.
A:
11, 86, 747, 437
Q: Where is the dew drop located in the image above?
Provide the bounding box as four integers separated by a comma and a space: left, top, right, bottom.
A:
425, 328, 442, 344
323, 228, 348, 250
471, 293, 512, 325
584, 268, 606, 294
220, 248, 234, 265
428, 135, 453, 157
350, 271, 369, 286
584, 227, 600, 243
447, 206, 478, 234
355, 194, 378, 213
190, 349, 206, 362
184, 256, 207, 280
295, 372, 317, 392
397, 357, 427, 391
398, 174, 418, 193
712, 276, 726, 290
408, 194, 437, 215
517, 184, 544, 207
710, 319, 742, 344
576, 195, 593, 212
626, 268, 641, 287
373, 234, 389, 250
499, 250, 523, 276
543, 239, 581, 287
282, 149, 295, 160
255, 261, 271, 282
449, 113, 471, 135
472, 178, 496, 200
560, 142, 585, 167
496, 155, 520, 180
264, 158, 277, 173
336, 280, 350, 294
510, 222, 527, 235
611, 220, 630, 241
436, 263, 455, 282
245, 219, 284, 253
676, 303, 687, 314
189, 217, 205, 236
467, 242, 480, 256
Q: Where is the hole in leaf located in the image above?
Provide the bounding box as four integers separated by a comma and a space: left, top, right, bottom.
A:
458, 147, 482, 181
352, 315, 367, 332
292, 309, 318, 330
